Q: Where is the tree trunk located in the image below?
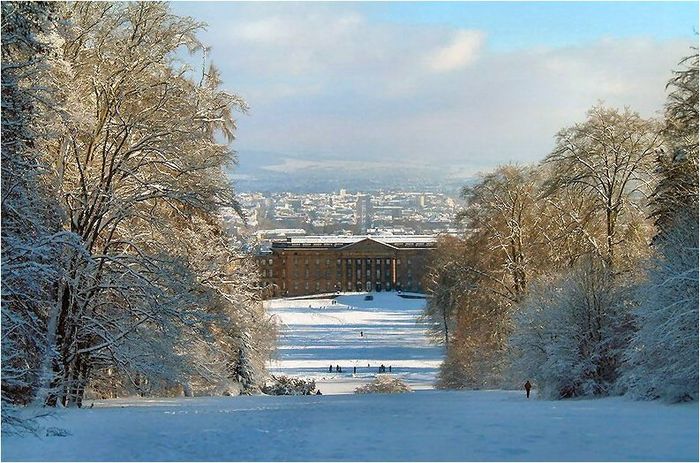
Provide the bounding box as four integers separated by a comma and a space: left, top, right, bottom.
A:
31, 283, 63, 407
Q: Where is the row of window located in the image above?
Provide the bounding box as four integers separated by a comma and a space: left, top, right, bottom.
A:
263, 257, 415, 267
266, 268, 413, 280
284, 280, 420, 292
262, 257, 411, 266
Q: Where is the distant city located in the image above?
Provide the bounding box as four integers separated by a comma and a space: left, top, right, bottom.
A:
222, 189, 465, 238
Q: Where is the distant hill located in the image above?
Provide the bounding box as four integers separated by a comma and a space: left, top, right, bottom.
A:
227, 149, 476, 194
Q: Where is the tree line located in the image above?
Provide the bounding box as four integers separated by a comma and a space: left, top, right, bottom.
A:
1, 1, 276, 431
423, 49, 698, 402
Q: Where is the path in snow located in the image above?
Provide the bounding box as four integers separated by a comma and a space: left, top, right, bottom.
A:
3, 391, 697, 461
266, 292, 444, 394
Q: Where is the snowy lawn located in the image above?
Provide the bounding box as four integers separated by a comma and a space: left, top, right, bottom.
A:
267, 292, 443, 394
3, 390, 697, 461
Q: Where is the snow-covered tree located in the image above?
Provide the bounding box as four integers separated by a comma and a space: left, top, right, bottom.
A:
431, 166, 564, 388
1, 2, 278, 407
543, 106, 662, 267
622, 211, 698, 402
422, 235, 464, 349
622, 51, 699, 403
509, 258, 634, 399
1, 2, 89, 430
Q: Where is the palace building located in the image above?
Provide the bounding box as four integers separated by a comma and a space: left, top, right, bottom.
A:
256, 235, 437, 298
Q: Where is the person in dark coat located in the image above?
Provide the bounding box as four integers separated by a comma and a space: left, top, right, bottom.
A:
524, 380, 532, 398
329, 365, 333, 373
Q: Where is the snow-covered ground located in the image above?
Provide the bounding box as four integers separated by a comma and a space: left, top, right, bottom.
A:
4, 293, 697, 461
3, 391, 697, 461
266, 292, 443, 394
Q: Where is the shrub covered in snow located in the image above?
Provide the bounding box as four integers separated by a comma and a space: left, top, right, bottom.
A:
354, 375, 413, 394
509, 258, 633, 400
622, 211, 699, 402
262, 375, 317, 396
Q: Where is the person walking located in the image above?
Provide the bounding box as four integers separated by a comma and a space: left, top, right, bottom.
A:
329, 365, 333, 373
524, 380, 532, 399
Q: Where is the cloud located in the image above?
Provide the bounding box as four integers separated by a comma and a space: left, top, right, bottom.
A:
427, 30, 485, 73
175, 3, 695, 179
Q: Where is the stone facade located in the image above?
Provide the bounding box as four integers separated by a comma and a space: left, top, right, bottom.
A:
256, 235, 436, 298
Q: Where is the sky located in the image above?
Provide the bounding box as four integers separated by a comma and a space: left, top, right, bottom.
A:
170, 1, 698, 181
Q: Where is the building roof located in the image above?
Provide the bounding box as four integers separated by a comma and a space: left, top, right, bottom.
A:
272, 234, 437, 250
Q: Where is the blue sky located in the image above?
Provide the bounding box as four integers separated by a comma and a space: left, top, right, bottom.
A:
360, 2, 697, 50
170, 1, 698, 179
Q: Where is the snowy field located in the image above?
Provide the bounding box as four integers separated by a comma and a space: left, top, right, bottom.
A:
3, 391, 697, 461
4, 292, 697, 461
266, 292, 444, 394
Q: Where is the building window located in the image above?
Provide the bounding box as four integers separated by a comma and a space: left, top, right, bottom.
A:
347, 282, 352, 291
376, 259, 381, 265
326, 259, 330, 266
316, 258, 320, 265
397, 259, 401, 265
407, 258, 412, 265
386, 281, 391, 290
366, 281, 371, 292
337, 259, 341, 266
282, 282, 286, 290
316, 282, 320, 290
376, 269, 381, 278
282, 269, 286, 278
305, 282, 309, 290
268, 258, 273, 265
366, 269, 371, 277
356, 259, 361, 265
386, 259, 390, 265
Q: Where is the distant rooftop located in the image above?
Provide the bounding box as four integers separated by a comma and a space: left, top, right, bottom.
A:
256, 228, 307, 237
